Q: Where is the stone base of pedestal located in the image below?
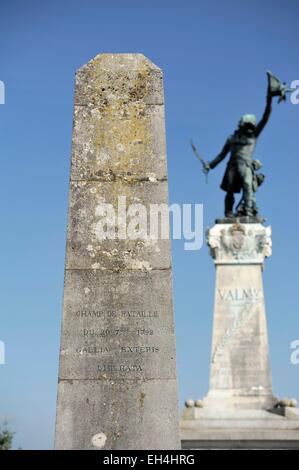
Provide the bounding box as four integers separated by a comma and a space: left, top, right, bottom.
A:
202, 390, 278, 410
180, 407, 299, 449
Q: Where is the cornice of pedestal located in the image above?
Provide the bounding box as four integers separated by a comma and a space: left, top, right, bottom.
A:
206, 222, 272, 265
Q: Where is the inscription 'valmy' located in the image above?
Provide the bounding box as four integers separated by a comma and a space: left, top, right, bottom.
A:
217, 288, 262, 302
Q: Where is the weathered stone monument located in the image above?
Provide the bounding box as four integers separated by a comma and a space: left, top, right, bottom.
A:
55, 54, 180, 450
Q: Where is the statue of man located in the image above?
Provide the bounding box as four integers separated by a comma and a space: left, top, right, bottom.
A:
204, 90, 273, 218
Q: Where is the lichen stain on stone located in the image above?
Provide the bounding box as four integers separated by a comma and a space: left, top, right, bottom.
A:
129, 260, 152, 271
92, 100, 151, 178
84, 54, 155, 104
79, 60, 154, 180
128, 64, 152, 101
140, 391, 146, 408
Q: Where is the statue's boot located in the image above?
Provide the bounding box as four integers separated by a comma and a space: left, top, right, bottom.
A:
243, 198, 254, 217
242, 183, 255, 216
224, 192, 235, 218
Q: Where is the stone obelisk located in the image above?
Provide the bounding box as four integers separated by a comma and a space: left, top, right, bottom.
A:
205, 221, 276, 409
55, 54, 180, 450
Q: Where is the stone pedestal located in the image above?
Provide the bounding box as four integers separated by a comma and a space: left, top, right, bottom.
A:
55, 54, 180, 450
205, 222, 275, 410
180, 220, 299, 449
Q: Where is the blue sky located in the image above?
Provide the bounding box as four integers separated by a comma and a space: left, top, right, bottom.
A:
0, 0, 298, 449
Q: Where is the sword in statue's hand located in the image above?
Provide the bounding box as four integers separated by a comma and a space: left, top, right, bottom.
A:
190, 139, 210, 184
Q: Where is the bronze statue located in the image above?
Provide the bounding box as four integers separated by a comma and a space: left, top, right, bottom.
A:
192, 71, 290, 218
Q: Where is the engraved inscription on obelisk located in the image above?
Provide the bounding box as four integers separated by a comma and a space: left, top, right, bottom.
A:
54, 54, 180, 450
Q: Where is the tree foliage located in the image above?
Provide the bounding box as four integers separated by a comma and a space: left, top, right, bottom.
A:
0, 422, 14, 450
